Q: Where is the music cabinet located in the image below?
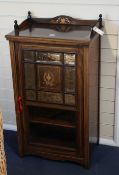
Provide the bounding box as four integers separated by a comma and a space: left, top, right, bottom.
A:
5, 12, 102, 168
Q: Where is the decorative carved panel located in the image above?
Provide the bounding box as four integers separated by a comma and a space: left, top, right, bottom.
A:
51, 16, 72, 24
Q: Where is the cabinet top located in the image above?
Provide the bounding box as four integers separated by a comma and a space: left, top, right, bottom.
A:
5, 12, 102, 45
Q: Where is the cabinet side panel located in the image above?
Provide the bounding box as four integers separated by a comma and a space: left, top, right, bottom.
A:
89, 36, 100, 145
9, 41, 24, 155
83, 47, 90, 168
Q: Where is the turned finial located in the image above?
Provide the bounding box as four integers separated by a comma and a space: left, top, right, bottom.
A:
14, 20, 19, 35
27, 11, 32, 31
28, 11, 32, 19
99, 14, 102, 28
14, 20, 19, 30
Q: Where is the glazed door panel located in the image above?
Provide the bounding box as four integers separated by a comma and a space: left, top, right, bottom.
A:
20, 46, 78, 107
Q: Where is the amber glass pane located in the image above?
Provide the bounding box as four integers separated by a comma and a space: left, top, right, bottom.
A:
64, 53, 75, 65
37, 65, 62, 92
36, 52, 62, 64
37, 91, 63, 104
24, 63, 35, 89
23, 50, 36, 61
65, 67, 75, 93
25, 90, 36, 101
65, 94, 75, 105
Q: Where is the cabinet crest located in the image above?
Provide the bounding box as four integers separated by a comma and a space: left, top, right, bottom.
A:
51, 15, 72, 24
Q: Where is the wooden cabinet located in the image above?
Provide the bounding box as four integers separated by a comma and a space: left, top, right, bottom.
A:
5, 12, 102, 168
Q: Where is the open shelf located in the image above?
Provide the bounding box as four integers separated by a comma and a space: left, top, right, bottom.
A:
29, 123, 77, 150
28, 106, 76, 128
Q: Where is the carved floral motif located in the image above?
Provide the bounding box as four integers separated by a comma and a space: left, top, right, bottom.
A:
56, 17, 71, 24
51, 16, 72, 24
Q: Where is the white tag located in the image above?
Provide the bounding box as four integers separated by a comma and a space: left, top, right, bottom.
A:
49, 33, 55, 37
93, 26, 104, 36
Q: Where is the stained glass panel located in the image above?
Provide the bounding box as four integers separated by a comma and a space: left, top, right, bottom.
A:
24, 63, 35, 89
65, 67, 75, 93
65, 94, 75, 105
25, 90, 36, 101
36, 52, 62, 64
37, 91, 63, 104
23, 50, 36, 61
64, 53, 75, 65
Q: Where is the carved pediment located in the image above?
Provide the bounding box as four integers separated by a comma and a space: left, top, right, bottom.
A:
51, 15, 73, 24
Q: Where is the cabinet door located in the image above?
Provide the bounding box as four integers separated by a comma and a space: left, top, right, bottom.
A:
17, 44, 83, 159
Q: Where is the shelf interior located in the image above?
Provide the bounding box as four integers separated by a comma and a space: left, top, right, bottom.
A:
29, 123, 77, 149
26, 106, 77, 149
27, 106, 76, 128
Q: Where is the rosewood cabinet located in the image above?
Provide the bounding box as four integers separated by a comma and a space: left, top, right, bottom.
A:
5, 12, 102, 168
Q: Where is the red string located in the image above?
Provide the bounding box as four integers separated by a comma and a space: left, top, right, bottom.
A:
17, 96, 23, 113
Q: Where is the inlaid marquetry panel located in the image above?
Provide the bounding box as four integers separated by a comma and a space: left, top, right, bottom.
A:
37, 65, 62, 92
